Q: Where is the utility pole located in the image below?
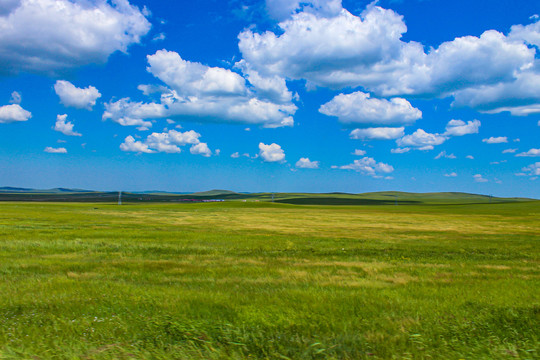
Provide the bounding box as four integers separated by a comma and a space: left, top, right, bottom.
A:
271, 193, 275, 202
118, 191, 122, 205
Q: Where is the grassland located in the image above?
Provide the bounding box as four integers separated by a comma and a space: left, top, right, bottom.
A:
0, 198, 538, 359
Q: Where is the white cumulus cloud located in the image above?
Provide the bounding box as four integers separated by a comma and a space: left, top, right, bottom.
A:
190, 143, 212, 157
396, 129, 447, 150
120, 129, 213, 156
105, 50, 297, 128
120, 135, 154, 154
350, 127, 405, 140
482, 136, 508, 144
0, 103, 31, 123
235, 60, 294, 104
0, 0, 151, 75
509, 19, 540, 49
516, 148, 540, 157
435, 151, 456, 159
452, 68, 540, 116
521, 162, 540, 176
259, 142, 285, 162
474, 174, 488, 183
103, 98, 163, 128
319, 92, 421, 126
239, 3, 540, 114
54, 81, 101, 110
391, 147, 410, 154
54, 114, 81, 136
337, 157, 394, 178
444, 119, 481, 136
353, 149, 366, 156
296, 157, 319, 169
147, 50, 247, 97
44, 146, 67, 154
9, 91, 21, 104
239, 5, 417, 91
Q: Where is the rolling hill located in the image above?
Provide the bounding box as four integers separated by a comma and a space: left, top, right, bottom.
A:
0, 188, 536, 204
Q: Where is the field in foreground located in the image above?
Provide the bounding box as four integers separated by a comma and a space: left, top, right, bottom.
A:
0, 200, 538, 359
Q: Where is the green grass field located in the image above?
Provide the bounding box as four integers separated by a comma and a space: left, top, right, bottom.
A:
0, 199, 539, 359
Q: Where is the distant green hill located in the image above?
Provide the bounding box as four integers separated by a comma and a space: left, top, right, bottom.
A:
192, 189, 239, 196
260, 191, 536, 205
0, 188, 536, 204
0, 187, 94, 193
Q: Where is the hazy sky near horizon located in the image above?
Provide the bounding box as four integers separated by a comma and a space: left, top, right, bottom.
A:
0, 0, 539, 197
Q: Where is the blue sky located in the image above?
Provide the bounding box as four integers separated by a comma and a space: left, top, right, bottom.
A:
0, 0, 539, 197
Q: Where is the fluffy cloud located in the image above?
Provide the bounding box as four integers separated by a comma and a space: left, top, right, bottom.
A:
54, 81, 101, 110
0, 0, 150, 75
44, 146, 67, 154
353, 149, 366, 156
482, 136, 508, 144
424, 30, 533, 96
435, 151, 456, 159
145, 133, 180, 153
120, 136, 154, 154
521, 162, 540, 176
391, 147, 410, 154
436, 35, 539, 113
239, 3, 540, 113
120, 129, 213, 156
338, 157, 393, 178
503, 148, 517, 154
105, 50, 297, 128
259, 143, 285, 162
396, 129, 447, 150
509, 20, 540, 49
296, 157, 319, 169
516, 148, 540, 157
350, 127, 404, 140
444, 172, 458, 177
444, 119, 481, 136
103, 98, 163, 128
452, 68, 540, 116
190, 143, 212, 157
231, 152, 240, 158
235, 60, 294, 104
147, 50, 246, 97
474, 174, 488, 183
239, 5, 415, 91
9, 91, 21, 104
54, 114, 81, 136
152, 33, 166, 42
0, 103, 31, 123
319, 92, 421, 126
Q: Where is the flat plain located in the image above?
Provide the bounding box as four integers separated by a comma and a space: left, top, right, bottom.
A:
0, 196, 539, 359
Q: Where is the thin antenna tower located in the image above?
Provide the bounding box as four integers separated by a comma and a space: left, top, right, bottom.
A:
271, 193, 275, 202
118, 191, 122, 205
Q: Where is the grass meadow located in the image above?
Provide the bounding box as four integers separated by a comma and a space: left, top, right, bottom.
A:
0, 200, 538, 359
